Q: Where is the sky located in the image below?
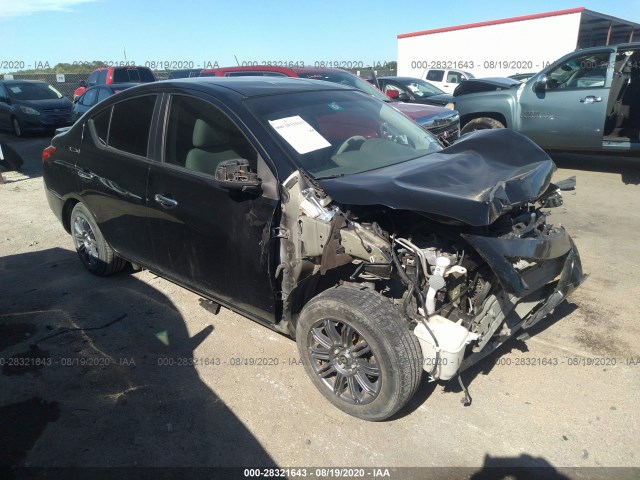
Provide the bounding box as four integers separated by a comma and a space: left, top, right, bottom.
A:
1, 0, 639, 73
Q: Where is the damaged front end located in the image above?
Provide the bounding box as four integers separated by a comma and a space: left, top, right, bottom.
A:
276, 159, 585, 388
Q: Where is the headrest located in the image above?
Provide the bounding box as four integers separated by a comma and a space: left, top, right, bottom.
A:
192, 119, 230, 148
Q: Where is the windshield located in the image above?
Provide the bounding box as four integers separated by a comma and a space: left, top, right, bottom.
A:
296, 70, 391, 102
396, 78, 444, 97
247, 90, 441, 179
7, 83, 63, 100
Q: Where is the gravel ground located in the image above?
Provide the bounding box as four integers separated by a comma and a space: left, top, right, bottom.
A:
1, 132, 639, 479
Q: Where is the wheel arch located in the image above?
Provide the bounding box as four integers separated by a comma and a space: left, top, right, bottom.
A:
61, 197, 81, 234
460, 112, 508, 129
284, 266, 362, 338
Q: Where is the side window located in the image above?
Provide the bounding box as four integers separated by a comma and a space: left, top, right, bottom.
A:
88, 96, 156, 154
0, 84, 7, 99
107, 95, 156, 156
545, 52, 610, 90
426, 70, 444, 82
97, 87, 111, 103
164, 95, 257, 176
446, 71, 461, 83
87, 71, 99, 86
80, 88, 98, 106
98, 70, 108, 84
90, 107, 112, 146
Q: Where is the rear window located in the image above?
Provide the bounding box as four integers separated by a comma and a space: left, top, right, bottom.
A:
426, 70, 444, 82
113, 68, 155, 83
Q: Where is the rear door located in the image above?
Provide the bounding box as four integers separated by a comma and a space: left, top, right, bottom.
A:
518, 48, 614, 149
75, 93, 159, 265
146, 92, 279, 322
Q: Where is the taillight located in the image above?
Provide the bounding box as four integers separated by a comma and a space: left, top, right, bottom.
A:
42, 146, 57, 161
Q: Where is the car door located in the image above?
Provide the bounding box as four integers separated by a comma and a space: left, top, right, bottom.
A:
76, 93, 159, 266
147, 92, 279, 322
518, 49, 614, 149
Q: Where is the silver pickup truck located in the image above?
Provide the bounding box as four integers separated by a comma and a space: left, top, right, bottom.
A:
453, 43, 640, 154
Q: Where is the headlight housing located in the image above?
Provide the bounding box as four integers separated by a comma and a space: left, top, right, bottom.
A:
20, 106, 40, 115
445, 102, 455, 110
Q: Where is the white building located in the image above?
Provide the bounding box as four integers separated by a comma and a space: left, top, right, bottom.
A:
397, 7, 640, 79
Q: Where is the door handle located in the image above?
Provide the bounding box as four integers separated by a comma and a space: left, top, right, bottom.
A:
580, 96, 602, 103
77, 169, 95, 180
154, 194, 178, 209
68, 146, 80, 153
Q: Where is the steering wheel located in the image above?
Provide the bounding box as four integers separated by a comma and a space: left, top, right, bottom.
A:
335, 135, 367, 155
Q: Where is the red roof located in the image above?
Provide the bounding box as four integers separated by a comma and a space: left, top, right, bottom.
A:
397, 7, 585, 39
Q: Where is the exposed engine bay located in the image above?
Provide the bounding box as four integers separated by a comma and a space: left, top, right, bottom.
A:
276, 162, 585, 387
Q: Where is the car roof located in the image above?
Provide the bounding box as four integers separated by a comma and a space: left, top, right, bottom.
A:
200, 65, 355, 76
150, 76, 354, 97
0, 79, 48, 85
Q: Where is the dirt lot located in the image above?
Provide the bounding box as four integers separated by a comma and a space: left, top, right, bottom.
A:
1, 132, 639, 479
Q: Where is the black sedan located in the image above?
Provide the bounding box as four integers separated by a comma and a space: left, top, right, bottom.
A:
72, 83, 137, 121
42, 77, 584, 421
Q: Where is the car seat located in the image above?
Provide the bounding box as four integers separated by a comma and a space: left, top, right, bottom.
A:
185, 119, 241, 176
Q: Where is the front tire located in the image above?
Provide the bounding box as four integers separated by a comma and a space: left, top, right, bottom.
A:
296, 285, 423, 421
70, 203, 126, 276
460, 117, 505, 135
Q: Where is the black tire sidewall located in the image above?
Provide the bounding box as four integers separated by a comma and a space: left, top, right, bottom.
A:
70, 203, 111, 276
461, 117, 504, 135
296, 287, 420, 421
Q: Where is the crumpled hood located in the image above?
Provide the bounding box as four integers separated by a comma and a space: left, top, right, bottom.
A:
317, 129, 555, 226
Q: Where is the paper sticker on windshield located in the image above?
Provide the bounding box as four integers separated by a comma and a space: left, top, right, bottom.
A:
269, 116, 331, 154
9, 87, 22, 94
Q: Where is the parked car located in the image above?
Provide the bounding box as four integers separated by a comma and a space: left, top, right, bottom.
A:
74, 66, 156, 98
423, 69, 475, 92
72, 83, 136, 121
43, 77, 584, 421
379, 77, 522, 108
0, 80, 73, 136
200, 66, 460, 143
451, 43, 640, 153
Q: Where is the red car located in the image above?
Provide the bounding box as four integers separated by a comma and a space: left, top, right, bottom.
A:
199, 66, 460, 142
74, 66, 156, 99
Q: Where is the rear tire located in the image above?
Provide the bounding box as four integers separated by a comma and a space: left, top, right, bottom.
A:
461, 117, 505, 135
70, 203, 126, 276
296, 285, 423, 421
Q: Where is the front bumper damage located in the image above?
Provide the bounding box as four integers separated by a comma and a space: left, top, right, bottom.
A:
456, 228, 586, 374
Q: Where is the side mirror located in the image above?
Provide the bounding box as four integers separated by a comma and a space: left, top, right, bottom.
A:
215, 159, 262, 193
533, 74, 548, 92
78, 80, 87, 88
398, 92, 410, 101
385, 89, 400, 99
